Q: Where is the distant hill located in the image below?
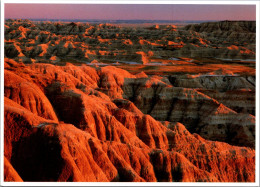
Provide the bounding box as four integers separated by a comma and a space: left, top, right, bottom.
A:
184, 20, 256, 33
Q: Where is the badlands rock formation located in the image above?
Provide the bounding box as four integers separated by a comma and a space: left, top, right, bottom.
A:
4, 19, 256, 182
4, 19, 255, 65
183, 21, 256, 59
4, 59, 255, 182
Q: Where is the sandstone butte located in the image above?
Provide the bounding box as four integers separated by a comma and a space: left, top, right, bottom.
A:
4, 58, 255, 182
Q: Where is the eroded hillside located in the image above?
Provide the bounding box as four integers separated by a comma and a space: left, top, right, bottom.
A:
4, 59, 255, 182
4, 19, 255, 65
4, 19, 256, 182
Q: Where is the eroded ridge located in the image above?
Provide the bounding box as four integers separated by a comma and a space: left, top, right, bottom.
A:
4, 59, 255, 182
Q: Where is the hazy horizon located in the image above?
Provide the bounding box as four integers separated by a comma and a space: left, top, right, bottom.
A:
5, 4, 256, 21
4, 18, 254, 21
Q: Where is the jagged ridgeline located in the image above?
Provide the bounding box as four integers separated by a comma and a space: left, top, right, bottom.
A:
4, 19, 255, 64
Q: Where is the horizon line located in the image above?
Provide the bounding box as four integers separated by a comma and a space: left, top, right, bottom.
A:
4, 18, 256, 21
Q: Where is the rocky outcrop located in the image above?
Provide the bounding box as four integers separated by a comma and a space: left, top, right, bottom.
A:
168, 74, 255, 92
123, 84, 255, 148
184, 21, 255, 46
167, 71, 255, 115
182, 21, 255, 59
4, 60, 255, 148
89, 66, 255, 148
4, 93, 255, 182
4, 95, 255, 182
4, 60, 255, 182
4, 19, 255, 64
197, 89, 255, 115
4, 70, 58, 121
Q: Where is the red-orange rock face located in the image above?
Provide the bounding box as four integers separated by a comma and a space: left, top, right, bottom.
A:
4, 60, 255, 182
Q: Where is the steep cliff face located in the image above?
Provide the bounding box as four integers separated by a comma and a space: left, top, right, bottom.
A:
167, 70, 255, 116
125, 83, 255, 148
86, 65, 255, 148
4, 60, 255, 182
4, 94, 255, 182
197, 89, 255, 115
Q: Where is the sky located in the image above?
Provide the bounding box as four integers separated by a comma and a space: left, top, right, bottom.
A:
5, 4, 256, 21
